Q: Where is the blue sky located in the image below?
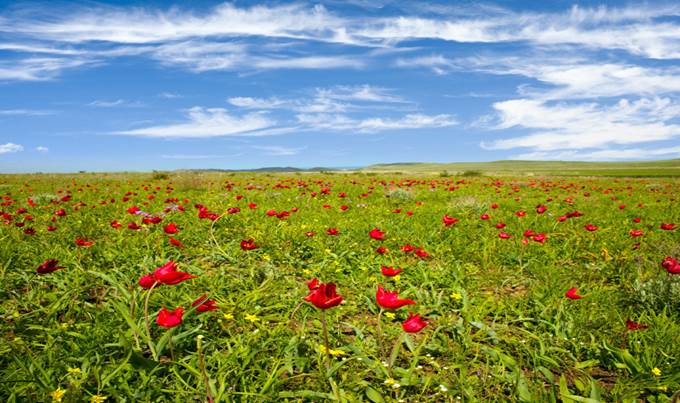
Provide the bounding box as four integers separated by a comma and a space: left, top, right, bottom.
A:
1, 0, 679, 172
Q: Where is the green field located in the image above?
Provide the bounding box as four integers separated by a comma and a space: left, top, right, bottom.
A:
1, 171, 679, 402
362, 159, 680, 177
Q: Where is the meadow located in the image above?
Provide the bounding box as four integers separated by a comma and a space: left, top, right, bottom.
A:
1, 171, 679, 402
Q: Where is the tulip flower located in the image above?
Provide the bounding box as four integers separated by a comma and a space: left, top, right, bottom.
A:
152, 261, 196, 286
163, 223, 179, 234
169, 237, 183, 248
369, 228, 385, 240
36, 259, 64, 275
660, 223, 676, 230
326, 228, 339, 236
584, 224, 598, 232
381, 266, 402, 277
498, 232, 512, 239
442, 214, 459, 226
240, 239, 258, 251
304, 282, 343, 310
626, 319, 648, 331
402, 312, 428, 333
376, 285, 416, 310
565, 287, 583, 300
75, 237, 94, 247
192, 295, 218, 313
156, 307, 184, 328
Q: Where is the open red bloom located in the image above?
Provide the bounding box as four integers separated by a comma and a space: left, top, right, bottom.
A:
326, 228, 339, 236
402, 312, 427, 333
192, 294, 218, 312
401, 244, 415, 253
240, 239, 259, 250
536, 205, 547, 214
376, 246, 387, 254
163, 223, 179, 234
585, 224, 598, 231
381, 266, 402, 277
304, 282, 343, 309
156, 307, 184, 328
660, 223, 676, 230
442, 214, 459, 226
532, 233, 546, 243
36, 259, 64, 274
414, 247, 429, 258
480, 213, 490, 220
565, 287, 583, 300
662, 256, 680, 274
369, 228, 385, 240
376, 285, 416, 310
306, 278, 320, 290
153, 261, 196, 285
75, 237, 94, 247
138, 274, 155, 289
629, 229, 644, 237
498, 232, 512, 239
626, 319, 649, 331
169, 237, 183, 248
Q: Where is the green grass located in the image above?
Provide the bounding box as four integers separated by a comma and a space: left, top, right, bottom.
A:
363, 159, 680, 177
1, 172, 679, 402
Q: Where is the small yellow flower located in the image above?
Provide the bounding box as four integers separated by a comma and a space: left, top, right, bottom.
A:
384, 312, 396, 319
393, 275, 401, 283
67, 367, 81, 375
244, 313, 259, 322
90, 395, 108, 403
659, 385, 668, 392
317, 345, 346, 357
325, 249, 332, 254
51, 388, 66, 402
302, 269, 311, 275
451, 292, 463, 301
222, 313, 234, 320
652, 367, 661, 376
262, 254, 271, 261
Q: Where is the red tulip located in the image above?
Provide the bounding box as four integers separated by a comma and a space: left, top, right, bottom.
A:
128, 222, 141, 230
495, 222, 506, 229
532, 233, 547, 243
156, 307, 184, 328
414, 248, 429, 258
127, 206, 140, 214
401, 244, 415, 253
306, 278, 319, 290
626, 319, 648, 331
381, 266, 402, 277
498, 232, 512, 239
303, 282, 343, 310
442, 214, 459, 226
305, 231, 316, 237
523, 229, 535, 238
139, 274, 156, 289
632, 217, 641, 223
240, 239, 259, 251
75, 237, 94, 247
376, 285, 416, 310
169, 237, 183, 248
584, 224, 598, 232
376, 246, 387, 254
163, 223, 179, 234
565, 287, 583, 300
629, 229, 643, 237
192, 294, 218, 312
266, 209, 277, 216
536, 205, 547, 214
153, 261, 196, 285
480, 213, 490, 220
369, 228, 385, 240
55, 209, 67, 217
110, 220, 122, 229
326, 228, 339, 236
402, 312, 427, 333
36, 259, 64, 274
515, 210, 526, 217
660, 223, 676, 230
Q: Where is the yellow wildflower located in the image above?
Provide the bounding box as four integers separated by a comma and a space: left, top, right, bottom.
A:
244, 313, 259, 322
317, 345, 346, 357
451, 292, 463, 301
384, 312, 396, 319
222, 313, 234, 320
51, 388, 66, 403
67, 367, 81, 375
90, 395, 108, 403
652, 367, 661, 376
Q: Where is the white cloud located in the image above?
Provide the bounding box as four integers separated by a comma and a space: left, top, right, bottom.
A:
89, 99, 125, 107
511, 146, 680, 161
161, 154, 224, 159
482, 97, 680, 151
116, 107, 276, 138
36, 146, 49, 152
0, 143, 24, 154
295, 112, 457, 132
0, 57, 94, 81
158, 92, 181, 99
0, 109, 54, 116
253, 145, 305, 156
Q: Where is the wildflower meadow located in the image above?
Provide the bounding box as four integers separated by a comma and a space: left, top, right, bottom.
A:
1, 171, 679, 402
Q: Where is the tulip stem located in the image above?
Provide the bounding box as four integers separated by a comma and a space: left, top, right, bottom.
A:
321, 310, 331, 370
389, 333, 407, 375
143, 283, 158, 360
376, 308, 384, 353
197, 336, 214, 403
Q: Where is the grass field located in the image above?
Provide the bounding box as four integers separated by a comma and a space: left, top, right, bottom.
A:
1, 171, 679, 402
362, 159, 680, 177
